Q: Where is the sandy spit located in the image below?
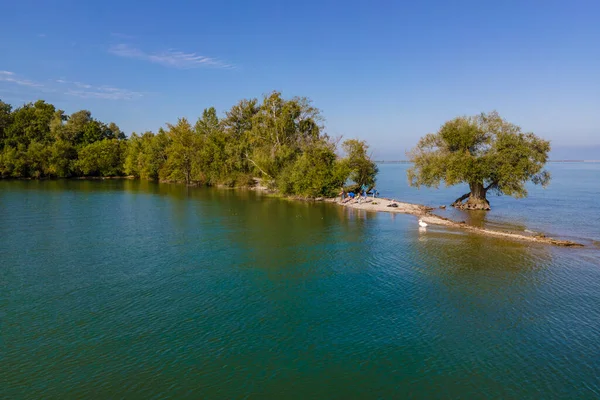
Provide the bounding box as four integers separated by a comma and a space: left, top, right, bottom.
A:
326, 197, 583, 247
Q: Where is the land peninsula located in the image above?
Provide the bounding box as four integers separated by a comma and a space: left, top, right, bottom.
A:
0, 93, 581, 246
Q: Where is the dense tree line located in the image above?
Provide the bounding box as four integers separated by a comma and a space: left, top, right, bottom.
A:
0, 100, 125, 178
0, 92, 377, 198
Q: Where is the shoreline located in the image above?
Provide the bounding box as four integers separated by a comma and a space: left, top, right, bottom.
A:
325, 196, 584, 247
196, 179, 587, 248
3, 176, 584, 247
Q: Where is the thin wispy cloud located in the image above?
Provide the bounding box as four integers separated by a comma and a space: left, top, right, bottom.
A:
0, 71, 143, 101
65, 87, 143, 100
55, 80, 92, 89
0, 71, 44, 87
55, 79, 143, 100
109, 43, 233, 69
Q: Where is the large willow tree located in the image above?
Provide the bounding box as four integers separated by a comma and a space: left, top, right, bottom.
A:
407, 111, 551, 210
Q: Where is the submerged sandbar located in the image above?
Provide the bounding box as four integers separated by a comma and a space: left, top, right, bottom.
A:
325, 196, 584, 247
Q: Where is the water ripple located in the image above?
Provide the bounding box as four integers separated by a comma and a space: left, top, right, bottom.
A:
1, 180, 599, 398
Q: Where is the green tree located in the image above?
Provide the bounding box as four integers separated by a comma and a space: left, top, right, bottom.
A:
0, 95, 378, 192
407, 111, 551, 210
64, 110, 108, 146
161, 118, 200, 184
0, 144, 29, 177
222, 98, 258, 175
76, 139, 126, 176
278, 139, 349, 197
341, 139, 378, 189
81, 119, 103, 145
26, 141, 51, 178
0, 100, 13, 149
63, 110, 91, 144
195, 107, 236, 184
123, 132, 143, 177
49, 110, 68, 141
48, 140, 77, 177
194, 107, 220, 136
5, 100, 55, 147
124, 131, 169, 180
106, 122, 125, 140
246, 92, 322, 182
142, 130, 169, 180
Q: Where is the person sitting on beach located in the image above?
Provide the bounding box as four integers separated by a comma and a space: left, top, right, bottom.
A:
338, 187, 346, 202
341, 191, 354, 203
364, 185, 378, 198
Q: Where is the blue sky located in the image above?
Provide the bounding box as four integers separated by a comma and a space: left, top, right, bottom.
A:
1, 0, 599, 159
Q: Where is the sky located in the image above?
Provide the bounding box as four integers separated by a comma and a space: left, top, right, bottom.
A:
1, 0, 599, 159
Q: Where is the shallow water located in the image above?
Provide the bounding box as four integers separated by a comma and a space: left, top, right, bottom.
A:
1, 167, 599, 398
377, 162, 600, 245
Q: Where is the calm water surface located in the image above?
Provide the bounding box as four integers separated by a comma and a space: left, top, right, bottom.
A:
2, 164, 599, 398
377, 162, 600, 244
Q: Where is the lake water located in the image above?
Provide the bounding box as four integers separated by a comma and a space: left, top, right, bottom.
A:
377, 162, 600, 245
2, 163, 599, 398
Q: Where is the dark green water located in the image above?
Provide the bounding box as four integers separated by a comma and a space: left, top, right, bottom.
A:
2, 176, 600, 398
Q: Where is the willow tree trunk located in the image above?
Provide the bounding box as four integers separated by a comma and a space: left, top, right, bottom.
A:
451, 182, 491, 210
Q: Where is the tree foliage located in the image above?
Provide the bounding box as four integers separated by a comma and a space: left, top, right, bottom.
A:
278, 140, 349, 197
124, 131, 169, 180
0, 99, 125, 178
407, 111, 551, 210
341, 139, 378, 189
160, 118, 206, 185
0, 93, 377, 198
77, 139, 126, 176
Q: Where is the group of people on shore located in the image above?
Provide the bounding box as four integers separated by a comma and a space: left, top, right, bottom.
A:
339, 185, 378, 204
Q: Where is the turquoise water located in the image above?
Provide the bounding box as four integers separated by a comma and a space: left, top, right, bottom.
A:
2, 164, 600, 398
